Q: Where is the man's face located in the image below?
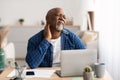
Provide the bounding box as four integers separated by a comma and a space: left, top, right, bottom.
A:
47, 9, 66, 31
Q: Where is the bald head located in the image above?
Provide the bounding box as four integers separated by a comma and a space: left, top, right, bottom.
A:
46, 7, 64, 20
46, 7, 63, 20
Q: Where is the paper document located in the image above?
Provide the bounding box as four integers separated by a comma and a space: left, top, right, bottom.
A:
7, 69, 16, 78
7, 69, 55, 78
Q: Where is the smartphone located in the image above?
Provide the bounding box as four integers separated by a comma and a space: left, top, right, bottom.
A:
26, 71, 35, 75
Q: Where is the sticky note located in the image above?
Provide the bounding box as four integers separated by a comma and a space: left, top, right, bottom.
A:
72, 78, 83, 80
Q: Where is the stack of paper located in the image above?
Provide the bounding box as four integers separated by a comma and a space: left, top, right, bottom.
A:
7, 69, 55, 78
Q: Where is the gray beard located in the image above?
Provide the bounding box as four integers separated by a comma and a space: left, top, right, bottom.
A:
56, 24, 64, 32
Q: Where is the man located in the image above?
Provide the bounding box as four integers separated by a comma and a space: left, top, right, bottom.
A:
26, 7, 86, 69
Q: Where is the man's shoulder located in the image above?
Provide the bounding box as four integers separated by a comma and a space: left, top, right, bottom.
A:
29, 30, 44, 42
62, 28, 80, 40
62, 28, 76, 36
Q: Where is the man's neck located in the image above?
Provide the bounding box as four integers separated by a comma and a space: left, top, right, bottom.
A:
51, 30, 61, 39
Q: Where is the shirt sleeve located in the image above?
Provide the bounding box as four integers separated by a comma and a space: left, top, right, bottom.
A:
74, 34, 86, 49
25, 39, 51, 68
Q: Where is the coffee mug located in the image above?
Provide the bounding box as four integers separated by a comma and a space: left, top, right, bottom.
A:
94, 63, 105, 78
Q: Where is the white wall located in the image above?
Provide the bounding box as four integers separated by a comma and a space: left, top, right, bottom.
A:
95, 0, 120, 80
0, 0, 94, 27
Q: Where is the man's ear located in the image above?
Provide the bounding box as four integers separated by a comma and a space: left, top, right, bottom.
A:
46, 16, 50, 24
46, 17, 50, 26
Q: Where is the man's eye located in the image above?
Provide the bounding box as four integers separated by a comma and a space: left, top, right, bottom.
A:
54, 14, 66, 19
55, 14, 59, 16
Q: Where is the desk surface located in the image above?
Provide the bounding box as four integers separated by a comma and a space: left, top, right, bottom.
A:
0, 67, 113, 80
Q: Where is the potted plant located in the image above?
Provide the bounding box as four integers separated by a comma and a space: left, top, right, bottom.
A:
0, 26, 9, 71
83, 66, 94, 80
18, 18, 24, 25
0, 48, 5, 71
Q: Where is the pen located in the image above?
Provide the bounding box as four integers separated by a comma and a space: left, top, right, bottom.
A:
15, 62, 19, 68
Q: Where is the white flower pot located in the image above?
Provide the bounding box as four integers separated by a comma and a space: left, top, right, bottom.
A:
83, 71, 94, 80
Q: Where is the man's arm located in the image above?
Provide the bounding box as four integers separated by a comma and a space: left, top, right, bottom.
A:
26, 39, 51, 68
74, 34, 86, 49
26, 24, 52, 68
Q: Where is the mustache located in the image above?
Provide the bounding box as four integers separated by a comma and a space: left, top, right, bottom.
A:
58, 19, 65, 24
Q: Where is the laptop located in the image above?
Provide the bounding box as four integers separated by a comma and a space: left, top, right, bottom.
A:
56, 49, 97, 77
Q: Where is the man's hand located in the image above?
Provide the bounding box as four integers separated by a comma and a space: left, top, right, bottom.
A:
44, 24, 52, 41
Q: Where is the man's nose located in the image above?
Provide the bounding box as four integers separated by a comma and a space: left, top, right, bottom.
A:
59, 15, 64, 19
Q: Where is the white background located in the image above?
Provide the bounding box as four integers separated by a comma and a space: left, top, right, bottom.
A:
0, 0, 94, 26
95, 0, 120, 80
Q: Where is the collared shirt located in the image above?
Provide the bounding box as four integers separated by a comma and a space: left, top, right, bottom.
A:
26, 28, 86, 68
